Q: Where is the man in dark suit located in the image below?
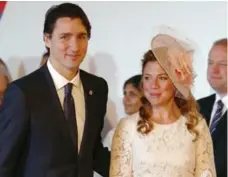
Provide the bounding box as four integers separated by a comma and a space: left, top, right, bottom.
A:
198, 38, 227, 177
0, 3, 110, 177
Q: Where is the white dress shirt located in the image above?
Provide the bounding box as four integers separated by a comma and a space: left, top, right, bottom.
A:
209, 93, 228, 127
47, 60, 85, 152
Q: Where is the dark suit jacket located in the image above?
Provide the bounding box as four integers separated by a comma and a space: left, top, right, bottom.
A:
0, 65, 110, 177
198, 94, 227, 177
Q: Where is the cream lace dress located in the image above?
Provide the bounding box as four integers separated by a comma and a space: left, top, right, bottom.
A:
110, 113, 216, 177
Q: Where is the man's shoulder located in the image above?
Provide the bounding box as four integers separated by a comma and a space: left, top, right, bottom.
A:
3, 67, 45, 104
198, 94, 215, 105
80, 69, 107, 87
12, 67, 44, 90
119, 112, 139, 127
80, 69, 105, 81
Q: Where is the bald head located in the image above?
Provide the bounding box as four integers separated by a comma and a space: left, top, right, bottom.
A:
207, 38, 227, 96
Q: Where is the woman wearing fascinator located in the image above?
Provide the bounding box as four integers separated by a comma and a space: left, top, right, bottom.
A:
110, 33, 216, 177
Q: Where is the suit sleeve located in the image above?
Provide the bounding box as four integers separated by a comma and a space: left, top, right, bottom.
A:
0, 83, 29, 177
93, 78, 110, 177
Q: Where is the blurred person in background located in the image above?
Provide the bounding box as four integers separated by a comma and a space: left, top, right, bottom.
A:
198, 38, 227, 177
103, 74, 142, 150
40, 51, 49, 67
94, 74, 142, 177
0, 58, 11, 107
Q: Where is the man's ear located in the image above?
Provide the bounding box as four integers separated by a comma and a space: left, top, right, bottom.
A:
43, 33, 51, 49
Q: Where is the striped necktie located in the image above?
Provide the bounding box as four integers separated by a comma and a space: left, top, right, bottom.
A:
210, 100, 224, 134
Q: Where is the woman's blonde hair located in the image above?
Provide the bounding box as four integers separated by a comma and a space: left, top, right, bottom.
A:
137, 50, 200, 140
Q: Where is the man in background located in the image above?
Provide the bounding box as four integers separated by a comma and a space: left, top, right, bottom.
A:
198, 38, 227, 177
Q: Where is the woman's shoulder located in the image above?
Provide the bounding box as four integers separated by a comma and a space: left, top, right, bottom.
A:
182, 115, 208, 132
196, 116, 208, 132
120, 112, 140, 125
116, 112, 140, 132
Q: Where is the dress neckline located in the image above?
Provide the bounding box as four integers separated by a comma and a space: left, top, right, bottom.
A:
152, 115, 183, 127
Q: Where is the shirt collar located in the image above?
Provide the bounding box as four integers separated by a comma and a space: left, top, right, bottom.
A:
215, 93, 228, 109
47, 59, 81, 90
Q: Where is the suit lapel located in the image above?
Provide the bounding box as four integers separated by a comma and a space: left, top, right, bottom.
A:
40, 65, 76, 147
79, 70, 94, 156
204, 94, 216, 125
212, 111, 227, 142
205, 94, 227, 142
40, 67, 99, 153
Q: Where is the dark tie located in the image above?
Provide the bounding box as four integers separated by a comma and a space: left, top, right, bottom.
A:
64, 83, 78, 151
210, 100, 224, 134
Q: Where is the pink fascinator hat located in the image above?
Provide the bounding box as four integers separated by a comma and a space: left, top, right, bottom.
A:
151, 29, 196, 99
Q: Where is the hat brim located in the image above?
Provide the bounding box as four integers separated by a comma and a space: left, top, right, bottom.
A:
151, 47, 190, 99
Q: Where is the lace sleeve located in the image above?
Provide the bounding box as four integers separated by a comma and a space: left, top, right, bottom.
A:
195, 118, 216, 177
109, 118, 133, 177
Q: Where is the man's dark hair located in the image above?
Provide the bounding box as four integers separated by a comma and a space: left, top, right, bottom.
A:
43, 2, 91, 37
43, 3, 92, 53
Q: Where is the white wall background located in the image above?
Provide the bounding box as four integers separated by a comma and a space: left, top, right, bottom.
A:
0, 1, 227, 136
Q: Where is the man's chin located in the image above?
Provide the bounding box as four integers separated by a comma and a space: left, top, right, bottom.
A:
209, 80, 221, 89
211, 85, 227, 93
125, 109, 134, 115
64, 64, 80, 70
